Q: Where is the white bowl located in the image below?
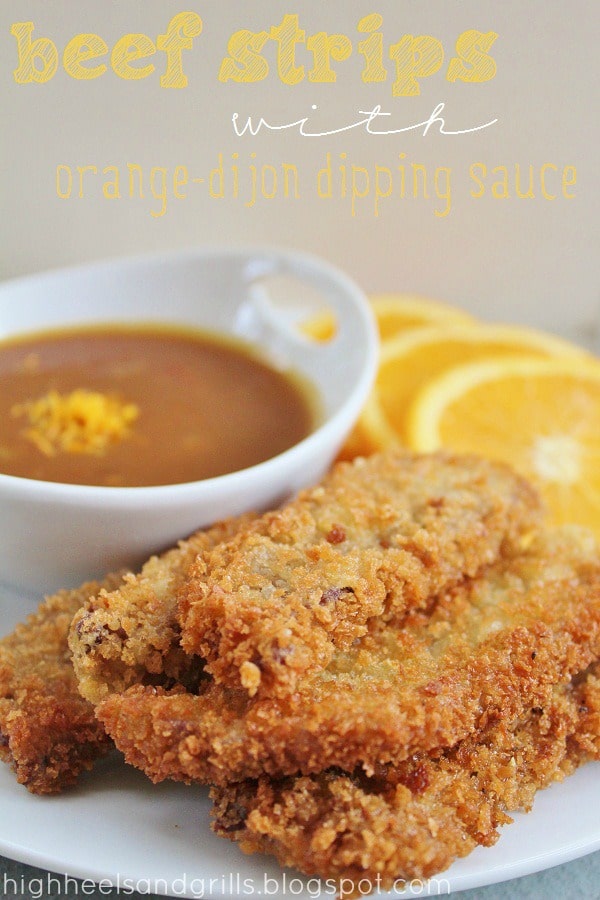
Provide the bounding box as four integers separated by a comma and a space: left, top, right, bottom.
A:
0, 247, 378, 595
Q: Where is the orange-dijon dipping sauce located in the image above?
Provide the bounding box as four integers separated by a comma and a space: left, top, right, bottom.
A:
0, 325, 316, 487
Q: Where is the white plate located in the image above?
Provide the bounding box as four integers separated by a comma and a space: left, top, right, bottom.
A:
2, 585, 600, 899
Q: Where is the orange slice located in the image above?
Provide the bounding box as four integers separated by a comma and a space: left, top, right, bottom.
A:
376, 324, 590, 444
371, 294, 475, 342
406, 356, 600, 535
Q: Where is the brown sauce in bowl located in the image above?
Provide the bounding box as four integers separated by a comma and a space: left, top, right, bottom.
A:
0, 325, 316, 487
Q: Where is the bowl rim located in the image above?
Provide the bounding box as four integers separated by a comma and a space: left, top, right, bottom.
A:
0, 244, 378, 504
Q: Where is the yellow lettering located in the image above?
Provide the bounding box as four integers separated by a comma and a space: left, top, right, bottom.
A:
111, 34, 155, 80
77, 165, 98, 199
562, 165, 577, 198
63, 33, 108, 80
11, 22, 58, 83
173, 165, 188, 199
281, 163, 299, 199
515, 164, 535, 199
219, 29, 269, 82
102, 166, 120, 199
230, 153, 240, 198
447, 30, 498, 83
127, 163, 144, 198
150, 166, 168, 217
396, 153, 407, 198
338, 152, 348, 197
469, 162, 486, 198
411, 164, 429, 199
269, 14, 305, 85
56, 165, 72, 199
317, 153, 333, 199
245, 153, 258, 208
434, 167, 452, 218
261, 164, 278, 199
13, 16, 202, 86
358, 14, 387, 83
210, 153, 225, 198
350, 166, 370, 217
157, 12, 203, 88
540, 163, 558, 200
491, 166, 509, 199
389, 35, 444, 97
306, 32, 352, 83
374, 166, 393, 216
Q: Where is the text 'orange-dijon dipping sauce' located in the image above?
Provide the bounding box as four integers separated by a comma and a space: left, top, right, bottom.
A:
0, 325, 316, 487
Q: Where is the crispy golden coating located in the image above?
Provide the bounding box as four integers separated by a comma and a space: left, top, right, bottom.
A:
180, 451, 542, 698
211, 669, 600, 889
0, 575, 123, 794
70, 517, 251, 705
1, 517, 250, 794
97, 527, 600, 786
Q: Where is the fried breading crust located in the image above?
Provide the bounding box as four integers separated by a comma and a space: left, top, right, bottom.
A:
0, 574, 123, 794
96, 527, 600, 786
180, 452, 542, 698
70, 517, 252, 705
211, 670, 600, 890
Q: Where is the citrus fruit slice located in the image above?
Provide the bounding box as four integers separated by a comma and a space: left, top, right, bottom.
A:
377, 324, 590, 443
370, 294, 475, 342
406, 356, 600, 534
